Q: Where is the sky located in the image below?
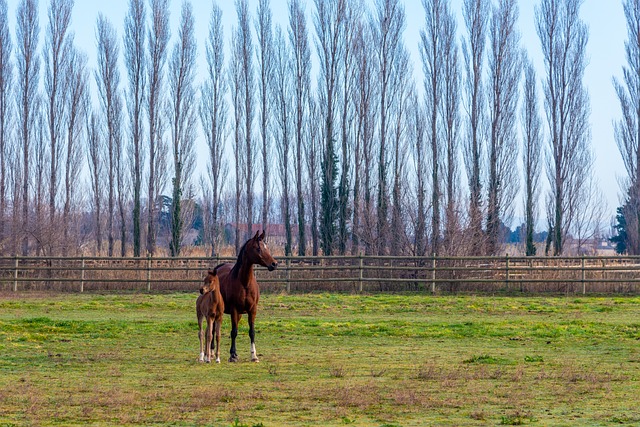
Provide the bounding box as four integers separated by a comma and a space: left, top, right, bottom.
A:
3, 0, 629, 228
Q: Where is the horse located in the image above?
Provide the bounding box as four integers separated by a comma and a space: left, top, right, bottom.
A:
196, 269, 224, 363
214, 230, 277, 362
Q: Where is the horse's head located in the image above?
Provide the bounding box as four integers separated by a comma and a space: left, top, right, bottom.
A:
245, 231, 278, 271
200, 269, 219, 294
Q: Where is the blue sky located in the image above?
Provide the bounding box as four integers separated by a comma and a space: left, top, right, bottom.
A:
4, 0, 629, 226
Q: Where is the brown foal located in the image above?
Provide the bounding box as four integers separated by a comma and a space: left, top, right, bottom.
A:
196, 269, 224, 363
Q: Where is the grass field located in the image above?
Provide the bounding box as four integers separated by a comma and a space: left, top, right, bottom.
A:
0, 292, 639, 426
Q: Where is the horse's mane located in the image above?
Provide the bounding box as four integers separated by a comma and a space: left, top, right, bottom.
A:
230, 240, 248, 278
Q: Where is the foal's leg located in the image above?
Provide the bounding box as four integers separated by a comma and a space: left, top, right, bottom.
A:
198, 314, 205, 362
206, 317, 214, 363
229, 310, 240, 362
214, 317, 222, 363
248, 310, 259, 362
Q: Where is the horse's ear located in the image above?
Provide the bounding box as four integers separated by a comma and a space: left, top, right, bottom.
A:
259, 230, 265, 241
253, 230, 260, 240
208, 269, 216, 276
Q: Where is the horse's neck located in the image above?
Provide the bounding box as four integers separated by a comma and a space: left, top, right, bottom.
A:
235, 261, 254, 286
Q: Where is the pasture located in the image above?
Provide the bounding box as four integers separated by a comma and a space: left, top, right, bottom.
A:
0, 292, 639, 426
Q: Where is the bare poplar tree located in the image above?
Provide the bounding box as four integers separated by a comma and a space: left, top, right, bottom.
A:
9, 146, 22, 255
44, 0, 73, 253
168, 0, 197, 257
536, 0, 591, 255
199, 177, 213, 255
147, 0, 170, 256
289, 0, 311, 255
33, 109, 46, 255
336, 0, 360, 255
462, 0, 489, 255
87, 111, 103, 255
421, 0, 446, 255
522, 55, 541, 256
614, 0, 640, 254
230, 29, 245, 252
373, 0, 405, 255
124, 0, 146, 257
307, 95, 322, 256
16, 0, 40, 256
351, 21, 376, 255
441, 6, 462, 255
234, 0, 255, 239
409, 93, 427, 256
114, 96, 127, 256
95, 14, 121, 257
0, 0, 12, 246
390, 49, 411, 256
315, 0, 345, 255
486, 0, 521, 255
572, 172, 604, 254
256, 0, 273, 233
272, 26, 293, 255
200, 0, 227, 257
62, 47, 88, 255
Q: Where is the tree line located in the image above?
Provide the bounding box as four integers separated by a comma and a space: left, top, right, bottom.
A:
0, 0, 631, 258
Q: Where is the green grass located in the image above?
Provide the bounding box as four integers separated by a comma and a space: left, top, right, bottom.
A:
0, 292, 639, 426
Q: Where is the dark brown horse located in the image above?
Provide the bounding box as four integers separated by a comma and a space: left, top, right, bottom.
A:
196, 269, 224, 363
214, 230, 277, 362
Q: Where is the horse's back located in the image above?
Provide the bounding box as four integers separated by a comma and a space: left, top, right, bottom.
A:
216, 263, 259, 315
215, 263, 234, 294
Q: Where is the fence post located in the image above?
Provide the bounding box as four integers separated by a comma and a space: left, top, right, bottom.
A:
13, 256, 18, 292
286, 258, 291, 293
358, 254, 363, 293
505, 254, 510, 290
581, 256, 586, 295
147, 254, 152, 292
80, 257, 85, 293
431, 254, 436, 294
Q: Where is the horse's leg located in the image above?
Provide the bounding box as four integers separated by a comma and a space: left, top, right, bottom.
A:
198, 314, 205, 362
229, 310, 240, 362
214, 317, 221, 363
206, 317, 213, 363
248, 309, 259, 362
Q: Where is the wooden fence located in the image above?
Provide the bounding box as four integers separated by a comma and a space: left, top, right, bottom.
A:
1, 255, 640, 294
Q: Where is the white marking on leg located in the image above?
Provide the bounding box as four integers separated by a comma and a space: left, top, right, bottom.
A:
251, 343, 259, 362
199, 352, 205, 362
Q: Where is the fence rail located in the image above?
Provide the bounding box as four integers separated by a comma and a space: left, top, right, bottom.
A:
1, 255, 640, 294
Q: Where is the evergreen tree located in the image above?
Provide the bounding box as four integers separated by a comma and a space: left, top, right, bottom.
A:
610, 206, 628, 255
320, 136, 338, 255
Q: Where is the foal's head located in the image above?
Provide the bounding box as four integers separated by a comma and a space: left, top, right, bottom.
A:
200, 269, 220, 294
243, 231, 278, 271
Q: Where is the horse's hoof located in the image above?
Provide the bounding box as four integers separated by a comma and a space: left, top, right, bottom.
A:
216, 358, 221, 364
251, 358, 260, 363
205, 358, 211, 363
229, 356, 239, 363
